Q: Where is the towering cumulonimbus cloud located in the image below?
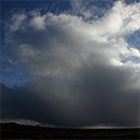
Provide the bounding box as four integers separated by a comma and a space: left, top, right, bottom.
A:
1, 0, 140, 127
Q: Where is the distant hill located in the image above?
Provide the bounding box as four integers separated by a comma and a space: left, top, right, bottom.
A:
2, 122, 41, 128
4, 122, 20, 126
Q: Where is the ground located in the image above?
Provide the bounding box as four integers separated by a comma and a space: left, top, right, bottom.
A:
1, 123, 140, 139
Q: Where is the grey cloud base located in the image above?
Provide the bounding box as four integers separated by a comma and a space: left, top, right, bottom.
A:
1, 62, 139, 127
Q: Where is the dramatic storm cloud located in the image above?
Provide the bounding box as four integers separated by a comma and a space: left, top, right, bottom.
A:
1, 0, 140, 127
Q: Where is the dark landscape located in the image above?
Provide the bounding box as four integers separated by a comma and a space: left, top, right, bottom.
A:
1, 122, 140, 139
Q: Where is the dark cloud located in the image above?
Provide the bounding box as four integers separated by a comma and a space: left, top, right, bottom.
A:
1, 83, 58, 125
1, 61, 139, 127
0, 69, 2, 74
72, 64, 139, 127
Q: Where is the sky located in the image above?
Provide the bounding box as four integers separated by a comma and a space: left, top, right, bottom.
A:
1, 0, 140, 128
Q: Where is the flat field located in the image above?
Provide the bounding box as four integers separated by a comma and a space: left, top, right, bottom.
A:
1, 123, 140, 139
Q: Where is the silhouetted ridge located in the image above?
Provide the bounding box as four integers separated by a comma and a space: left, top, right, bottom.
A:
4, 122, 20, 126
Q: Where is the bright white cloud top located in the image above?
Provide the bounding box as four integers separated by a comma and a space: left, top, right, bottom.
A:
4, 1, 140, 87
